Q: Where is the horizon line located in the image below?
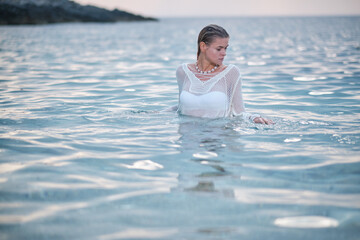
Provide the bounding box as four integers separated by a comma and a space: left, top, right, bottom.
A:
155, 14, 360, 19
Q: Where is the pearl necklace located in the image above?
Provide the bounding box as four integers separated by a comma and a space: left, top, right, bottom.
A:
195, 62, 218, 74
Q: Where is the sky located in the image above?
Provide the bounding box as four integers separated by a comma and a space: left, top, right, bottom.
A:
75, 0, 360, 18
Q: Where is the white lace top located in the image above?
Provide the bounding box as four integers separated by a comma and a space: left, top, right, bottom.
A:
176, 63, 259, 120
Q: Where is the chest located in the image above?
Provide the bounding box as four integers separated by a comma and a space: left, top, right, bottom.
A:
179, 91, 228, 109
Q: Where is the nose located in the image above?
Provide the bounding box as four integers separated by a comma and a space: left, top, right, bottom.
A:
221, 49, 226, 56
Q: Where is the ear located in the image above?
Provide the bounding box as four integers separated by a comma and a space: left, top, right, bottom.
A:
200, 41, 207, 53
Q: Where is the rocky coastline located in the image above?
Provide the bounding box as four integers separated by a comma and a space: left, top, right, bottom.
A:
0, 0, 157, 25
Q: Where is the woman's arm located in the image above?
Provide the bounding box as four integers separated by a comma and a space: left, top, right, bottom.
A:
230, 66, 273, 124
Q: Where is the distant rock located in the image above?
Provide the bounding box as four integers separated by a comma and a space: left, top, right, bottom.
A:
0, 0, 157, 25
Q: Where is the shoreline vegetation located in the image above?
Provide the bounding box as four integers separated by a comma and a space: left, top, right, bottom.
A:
0, 0, 157, 25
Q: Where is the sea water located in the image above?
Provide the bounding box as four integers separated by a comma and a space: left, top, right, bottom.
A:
0, 17, 360, 239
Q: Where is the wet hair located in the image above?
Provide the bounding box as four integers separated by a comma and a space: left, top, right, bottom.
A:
197, 24, 229, 59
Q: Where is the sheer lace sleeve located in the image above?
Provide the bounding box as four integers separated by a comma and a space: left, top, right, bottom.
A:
162, 65, 185, 112
176, 64, 185, 96
229, 66, 260, 121
173, 64, 187, 112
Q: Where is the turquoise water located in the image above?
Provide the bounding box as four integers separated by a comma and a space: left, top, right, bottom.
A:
1, 17, 360, 239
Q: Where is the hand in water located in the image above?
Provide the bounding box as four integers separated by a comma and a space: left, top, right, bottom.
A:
253, 117, 274, 125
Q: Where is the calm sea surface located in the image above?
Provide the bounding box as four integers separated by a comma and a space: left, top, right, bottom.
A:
1, 17, 360, 239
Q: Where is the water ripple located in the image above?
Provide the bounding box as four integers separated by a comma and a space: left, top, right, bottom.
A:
274, 216, 339, 228
0, 17, 359, 239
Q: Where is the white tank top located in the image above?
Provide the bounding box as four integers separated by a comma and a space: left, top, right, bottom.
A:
179, 91, 228, 118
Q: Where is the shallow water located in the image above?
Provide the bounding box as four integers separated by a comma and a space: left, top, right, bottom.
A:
1, 17, 360, 239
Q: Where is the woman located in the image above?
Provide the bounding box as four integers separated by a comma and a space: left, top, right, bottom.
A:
176, 24, 273, 124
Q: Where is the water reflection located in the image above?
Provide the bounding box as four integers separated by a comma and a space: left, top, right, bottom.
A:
177, 117, 243, 154
176, 117, 243, 192
99, 228, 178, 240
0, 181, 176, 224
176, 116, 360, 211
1, 17, 359, 239
274, 216, 339, 228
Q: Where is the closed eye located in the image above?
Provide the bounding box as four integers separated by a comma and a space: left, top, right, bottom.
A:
217, 46, 229, 51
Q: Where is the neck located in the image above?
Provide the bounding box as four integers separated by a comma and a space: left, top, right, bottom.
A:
195, 61, 219, 75
197, 56, 219, 72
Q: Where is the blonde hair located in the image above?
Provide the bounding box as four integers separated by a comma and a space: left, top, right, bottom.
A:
197, 24, 229, 59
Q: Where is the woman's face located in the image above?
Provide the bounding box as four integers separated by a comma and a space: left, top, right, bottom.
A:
203, 37, 229, 66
